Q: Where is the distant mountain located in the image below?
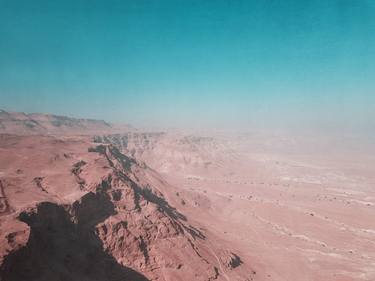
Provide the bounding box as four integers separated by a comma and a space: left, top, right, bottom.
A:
0, 110, 134, 135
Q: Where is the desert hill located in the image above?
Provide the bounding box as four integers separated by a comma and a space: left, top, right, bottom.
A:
0, 110, 133, 135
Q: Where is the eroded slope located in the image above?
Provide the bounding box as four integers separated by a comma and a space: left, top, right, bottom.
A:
0, 134, 253, 281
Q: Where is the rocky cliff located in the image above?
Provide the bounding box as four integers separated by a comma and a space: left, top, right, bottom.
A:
0, 135, 254, 281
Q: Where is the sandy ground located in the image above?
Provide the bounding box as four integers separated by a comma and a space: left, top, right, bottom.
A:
148, 133, 375, 281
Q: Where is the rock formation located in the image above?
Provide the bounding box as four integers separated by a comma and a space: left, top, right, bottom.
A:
0, 130, 252, 281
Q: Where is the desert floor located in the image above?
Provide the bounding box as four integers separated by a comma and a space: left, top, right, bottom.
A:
160, 134, 375, 281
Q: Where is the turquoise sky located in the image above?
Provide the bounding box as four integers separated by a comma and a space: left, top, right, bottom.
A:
0, 0, 374, 130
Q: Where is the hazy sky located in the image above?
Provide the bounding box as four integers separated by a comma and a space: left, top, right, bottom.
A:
0, 0, 374, 130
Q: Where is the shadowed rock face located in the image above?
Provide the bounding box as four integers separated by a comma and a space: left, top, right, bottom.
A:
0, 193, 149, 281
219, 251, 242, 270
0, 181, 10, 215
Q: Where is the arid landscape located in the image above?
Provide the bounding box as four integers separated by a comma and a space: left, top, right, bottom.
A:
1, 1, 374, 280
0, 110, 374, 281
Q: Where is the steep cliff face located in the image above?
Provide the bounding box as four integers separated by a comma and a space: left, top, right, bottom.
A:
93, 133, 229, 176
84, 145, 220, 281
0, 136, 254, 281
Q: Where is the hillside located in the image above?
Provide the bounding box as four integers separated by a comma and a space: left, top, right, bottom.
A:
0, 133, 254, 281
0, 110, 132, 135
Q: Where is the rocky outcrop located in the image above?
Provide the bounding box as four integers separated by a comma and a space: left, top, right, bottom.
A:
0, 181, 10, 215
85, 145, 218, 280
71, 160, 87, 189
0, 140, 248, 281
219, 250, 242, 270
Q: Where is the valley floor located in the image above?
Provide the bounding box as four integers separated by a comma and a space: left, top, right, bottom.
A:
161, 140, 375, 281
